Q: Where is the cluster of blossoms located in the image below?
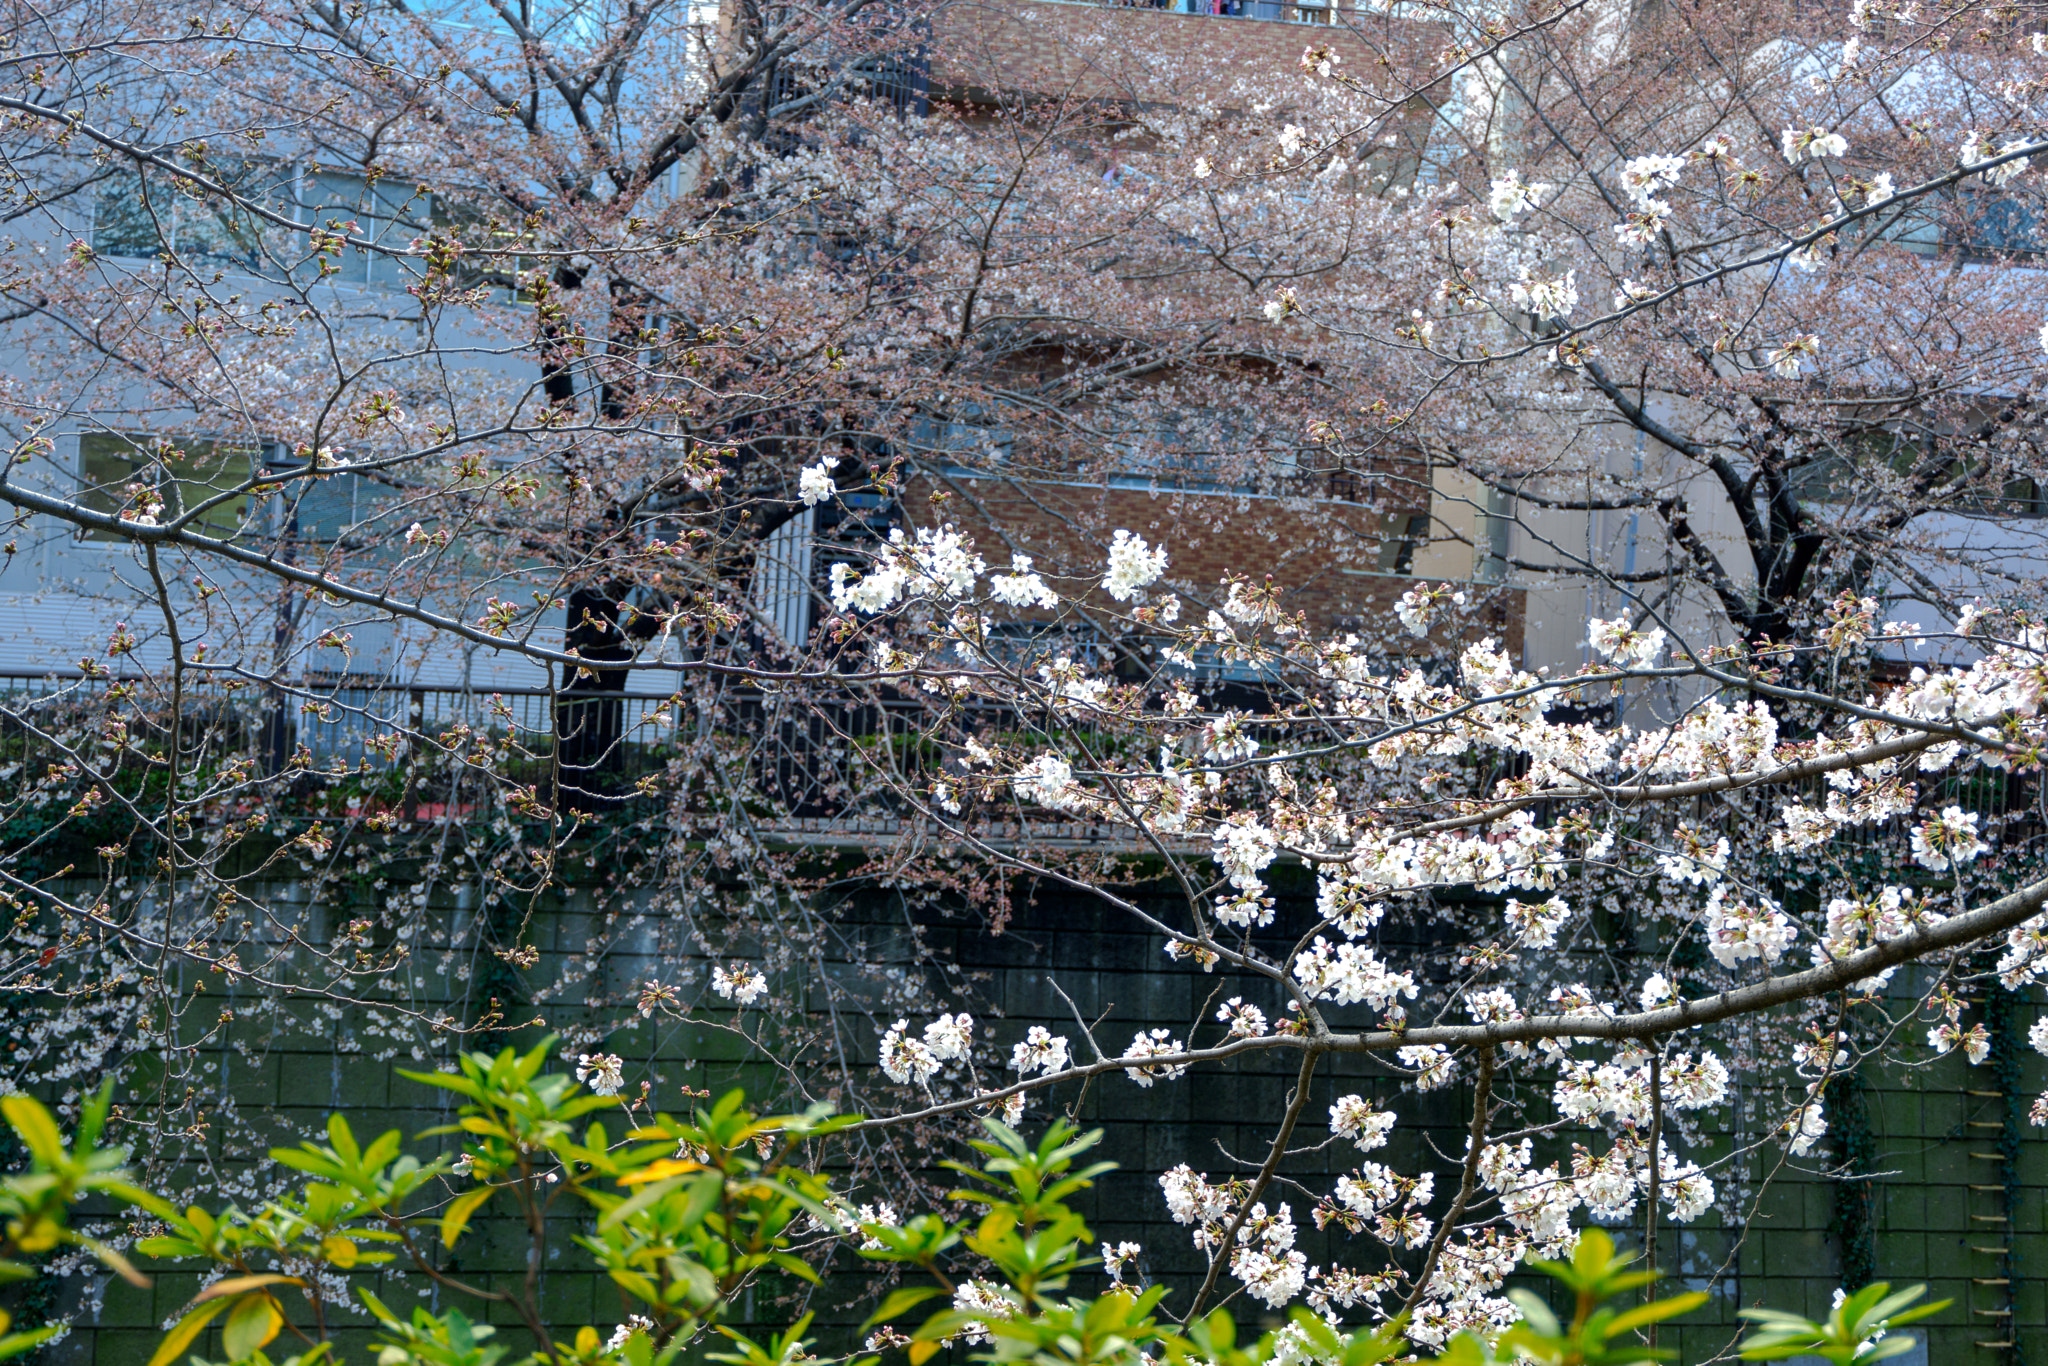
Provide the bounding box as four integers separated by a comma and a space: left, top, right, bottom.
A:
1010, 1025, 1072, 1077
1011, 754, 1080, 812
1101, 1241, 1144, 1284
1394, 581, 1467, 636
1292, 937, 1419, 1017
1217, 997, 1269, 1038
1320, 1164, 1434, 1249
1230, 1203, 1310, 1308
1586, 615, 1667, 669
1813, 886, 1935, 989
828, 524, 984, 614
1910, 805, 1989, 872
822, 519, 2048, 1348
1780, 125, 1848, 161
1486, 169, 1548, 221
573, 1052, 625, 1096
798, 456, 838, 506
1702, 886, 1797, 968
1102, 529, 1169, 601
1613, 153, 1683, 245
879, 1012, 976, 1086
1655, 825, 1730, 886
1122, 1029, 1190, 1087
710, 963, 769, 1005
1959, 130, 2032, 186
1509, 267, 1579, 321
1213, 816, 1282, 925
950, 1280, 1016, 1345
1503, 895, 1575, 947
822, 1199, 903, 1253
1554, 1049, 1730, 1128
989, 554, 1059, 609
1329, 1094, 1397, 1149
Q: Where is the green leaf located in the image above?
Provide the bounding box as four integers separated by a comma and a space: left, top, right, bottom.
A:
441, 1185, 494, 1249
222, 1293, 283, 1361
0, 1324, 65, 1362
1870, 1301, 1949, 1331
1607, 1291, 1708, 1336
101, 1180, 181, 1224
1505, 1289, 1561, 1339
75, 1078, 115, 1154
146, 1298, 231, 1366
0, 1094, 66, 1166
193, 1276, 302, 1305
396, 1068, 487, 1102
135, 1238, 204, 1259
1857, 1285, 1920, 1324
767, 1251, 821, 1285
859, 1286, 944, 1332
86, 1240, 150, 1289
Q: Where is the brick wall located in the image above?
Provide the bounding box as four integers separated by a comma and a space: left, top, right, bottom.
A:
902, 473, 1524, 646
930, 0, 1442, 109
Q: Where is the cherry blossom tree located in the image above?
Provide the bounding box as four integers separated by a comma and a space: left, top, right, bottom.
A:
2, 0, 2048, 1351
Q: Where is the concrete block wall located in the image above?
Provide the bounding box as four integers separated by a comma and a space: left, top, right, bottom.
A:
20, 873, 2046, 1365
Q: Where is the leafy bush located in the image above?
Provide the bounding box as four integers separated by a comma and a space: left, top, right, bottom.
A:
0, 1051, 1944, 1366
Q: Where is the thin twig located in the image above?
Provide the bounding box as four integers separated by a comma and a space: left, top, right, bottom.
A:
1184, 1048, 1323, 1324
1400, 1046, 1496, 1322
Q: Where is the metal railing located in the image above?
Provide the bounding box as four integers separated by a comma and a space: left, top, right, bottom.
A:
12, 669, 2034, 855
0, 670, 949, 829
1088, 0, 1347, 19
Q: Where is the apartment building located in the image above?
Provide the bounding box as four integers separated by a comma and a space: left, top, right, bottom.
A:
0, 0, 1533, 822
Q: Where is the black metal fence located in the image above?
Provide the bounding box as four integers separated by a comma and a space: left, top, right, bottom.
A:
0, 670, 946, 826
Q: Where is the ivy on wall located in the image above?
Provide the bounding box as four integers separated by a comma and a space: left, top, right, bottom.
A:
1824, 1064, 1878, 1294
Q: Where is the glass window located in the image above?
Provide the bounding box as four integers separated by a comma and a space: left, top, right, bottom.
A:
1948, 189, 2043, 258
91, 164, 296, 272
301, 171, 428, 287
77, 433, 259, 540
90, 172, 167, 259
912, 411, 1014, 471
281, 470, 391, 542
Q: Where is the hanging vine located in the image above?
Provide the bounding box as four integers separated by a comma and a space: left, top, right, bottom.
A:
1824, 1063, 1878, 1293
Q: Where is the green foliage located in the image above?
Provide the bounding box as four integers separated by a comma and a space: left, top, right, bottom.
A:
1427, 1228, 1706, 1366
0, 1067, 1951, 1366
0, 1080, 168, 1360
866, 1117, 1403, 1366
6, 1041, 857, 1366
1738, 1283, 1948, 1365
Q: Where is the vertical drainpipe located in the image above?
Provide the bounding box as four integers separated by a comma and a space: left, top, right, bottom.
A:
1479, 481, 1511, 583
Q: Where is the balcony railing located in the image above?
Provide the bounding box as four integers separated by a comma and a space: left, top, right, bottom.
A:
1094, 0, 1345, 18
0, 671, 1173, 845
8, 670, 2033, 862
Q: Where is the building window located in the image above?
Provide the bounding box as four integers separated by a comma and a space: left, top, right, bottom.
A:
77, 433, 261, 540
90, 163, 425, 285
300, 170, 428, 287
92, 164, 296, 272
279, 468, 391, 542
1788, 430, 2048, 518
1947, 188, 2043, 258
913, 411, 1015, 472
